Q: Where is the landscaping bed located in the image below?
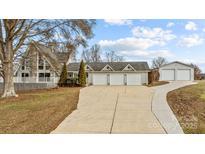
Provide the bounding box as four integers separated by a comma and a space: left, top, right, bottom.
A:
148, 81, 169, 87
0, 87, 80, 134
167, 81, 205, 133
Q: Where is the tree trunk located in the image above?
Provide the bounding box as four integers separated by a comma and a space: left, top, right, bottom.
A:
1, 62, 17, 97
1, 41, 17, 98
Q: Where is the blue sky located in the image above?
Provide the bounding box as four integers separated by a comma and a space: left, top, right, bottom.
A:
80, 19, 205, 72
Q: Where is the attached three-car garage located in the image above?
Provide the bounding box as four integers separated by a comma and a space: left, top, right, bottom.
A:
91, 73, 145, 86
159, 61, 194, 81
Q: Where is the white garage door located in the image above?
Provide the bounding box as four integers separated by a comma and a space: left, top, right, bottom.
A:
161, 69, 175, 81
110, 74, 124, 85
92, 74, 108, 85
127, 74, 141, 85
177, 69, 190, 80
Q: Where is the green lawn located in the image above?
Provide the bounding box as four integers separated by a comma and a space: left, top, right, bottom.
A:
167, 81, 205, 134
0, 87, 80, 134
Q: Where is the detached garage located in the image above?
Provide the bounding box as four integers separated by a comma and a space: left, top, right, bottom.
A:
159, 61, 194, 81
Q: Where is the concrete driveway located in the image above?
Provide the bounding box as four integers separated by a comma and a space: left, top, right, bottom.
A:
52, 86, 165, 134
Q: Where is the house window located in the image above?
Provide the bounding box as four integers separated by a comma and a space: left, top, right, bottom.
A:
21, 73, 29, 77
21, 66, 25, 70
86, 72, 88, 78
74, 73, 78, 78
39, 58, 44, 70
38, 73, 50, 82
68, 73, 73, 78
45, 61, 50, 70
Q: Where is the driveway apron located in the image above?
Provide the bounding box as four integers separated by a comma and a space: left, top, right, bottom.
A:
52, 86, 165, 134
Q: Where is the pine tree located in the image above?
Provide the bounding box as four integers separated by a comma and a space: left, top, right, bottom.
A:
78, 60, 86, 87
58, 63, 68, 87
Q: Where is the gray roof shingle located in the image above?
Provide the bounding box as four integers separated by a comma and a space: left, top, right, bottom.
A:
68, 62, 150, 72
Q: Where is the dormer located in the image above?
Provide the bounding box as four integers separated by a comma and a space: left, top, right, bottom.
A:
85, 64, 94, 71
122, 64, 135, 71
101, 64, 114, 71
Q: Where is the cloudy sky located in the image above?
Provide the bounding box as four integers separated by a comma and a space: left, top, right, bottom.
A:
82, 19, 205, 72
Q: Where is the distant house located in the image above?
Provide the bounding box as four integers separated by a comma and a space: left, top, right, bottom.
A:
14, 42, 71, 84
199, 73, 205, 80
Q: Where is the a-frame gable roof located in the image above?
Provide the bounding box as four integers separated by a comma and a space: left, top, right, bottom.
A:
122, 64, 136, 71
101, 64, 114, 71
85, 64, 94, 71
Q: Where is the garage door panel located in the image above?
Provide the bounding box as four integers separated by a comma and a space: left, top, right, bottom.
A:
93, 74, 108, 85
177, 69, 190, 81
110, 74, 124, 85
161, 69, 175, 81
127, 74, 141, 85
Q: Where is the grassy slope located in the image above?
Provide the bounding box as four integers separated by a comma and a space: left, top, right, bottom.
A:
167, 81, 205, 134
0, 87, 80, 134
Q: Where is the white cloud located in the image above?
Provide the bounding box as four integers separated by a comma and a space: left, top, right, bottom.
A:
203, 28, 205, 32
119, 49, 173, 58
178, 34, 203, 47
99, 26, 176, 61
185, 21, 197, 31
132, 26, 176, 45
104, 19, 132, 25
167, 22, 175, 28
99, 37, 165, 51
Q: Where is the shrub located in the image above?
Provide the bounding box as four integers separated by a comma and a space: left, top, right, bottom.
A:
58, 63, 68, 87
148, 69, 160, 84
78, 60, 86, 87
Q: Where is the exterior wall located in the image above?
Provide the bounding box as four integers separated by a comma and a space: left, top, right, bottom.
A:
159, 62, 194, 81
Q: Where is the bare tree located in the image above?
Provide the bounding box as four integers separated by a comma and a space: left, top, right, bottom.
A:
105, 50, 124, 62
151, 57, 168, 69
191, 63, 202, 80
82, 44, 101, 62
0, 19, 96, 98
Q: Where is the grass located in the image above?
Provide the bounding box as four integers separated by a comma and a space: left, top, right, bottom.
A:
148, 81, 169, 87
167, 81, 205, 134
0, 87, 80, 134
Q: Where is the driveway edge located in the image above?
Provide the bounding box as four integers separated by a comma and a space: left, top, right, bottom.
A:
151, 81, 197, 134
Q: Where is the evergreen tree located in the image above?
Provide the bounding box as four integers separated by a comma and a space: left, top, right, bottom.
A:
58, 63, 68, 87
78, 60, 86, 86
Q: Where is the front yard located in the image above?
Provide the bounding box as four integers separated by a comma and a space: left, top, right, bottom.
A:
167, 81, 205, 134
0, 87, 80, 134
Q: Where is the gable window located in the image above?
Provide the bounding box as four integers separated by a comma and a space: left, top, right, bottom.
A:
39, 58, 44, 70
45, 61, 50, 70
68, 72, 73, 78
